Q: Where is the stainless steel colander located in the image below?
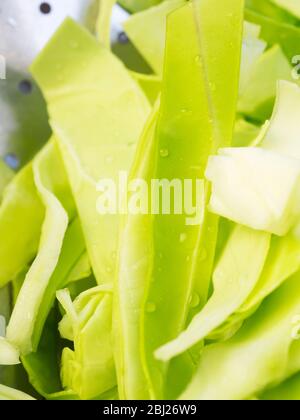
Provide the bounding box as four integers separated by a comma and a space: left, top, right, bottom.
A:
0, 0, 142, 169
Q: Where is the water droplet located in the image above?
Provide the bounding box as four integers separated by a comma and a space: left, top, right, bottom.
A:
189, 293, 200, 308
199, 248, 207, 261
186, 255, 191, 262
146, 302, 156, 313
160, 148, 169, 158
209, 82, 216, 92
179, 233, 187, 243
106, 266, 113, 273
106, 155, 113, 164
195, 55, 201, 65
111, 251, 117, 260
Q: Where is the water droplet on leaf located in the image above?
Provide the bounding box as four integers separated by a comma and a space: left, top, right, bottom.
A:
189, 293, 200, 308
160, 148, 169, 158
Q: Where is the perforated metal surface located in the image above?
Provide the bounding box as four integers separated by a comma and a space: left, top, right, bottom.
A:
0, 1, 149, 169
0, 0, 97, 168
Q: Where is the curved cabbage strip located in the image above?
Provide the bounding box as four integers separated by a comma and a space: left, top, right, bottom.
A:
114, 105, 159, 400
0, 337, 19, 365
97, 0, 116, 47
142, 0, 243, 396
0, 384, 35, 400
6, 142, 71, 354
31, 217, 88, 350
0, 164, 44, 288
238, 45, 293, 121
119, 0, 164, 14
65, 253, 91, 284
261, 81, 300, 159
260, 373, 300, 400
155, 226, 270, 361
180, 272, 300, 400
57, 286, 116, 400
31, 18, 150, 286
270, 0, 300, 19
233, 119, 260, 147
246, 0, 299, 24
208, 82, 300, 236
124, 0, 185, 74
245, 6, 300, 62
213, 226, 300, 342
131, 72, 161, 105
206, 147, 300, 236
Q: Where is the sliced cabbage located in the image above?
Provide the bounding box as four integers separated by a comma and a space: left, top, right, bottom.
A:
6, 141, 71, 354
180, 272, 300, 400
57, 286, 116, 400
206, 147, 300, 236
124, 0, 185, 74
0, 337, 20, 366
0, 384, 35, 400
238, 45, 293, 121
31, 18, 150, 286
270, 0, 300, 19
207, 81, 300, 236
0, 164, 44, 288
155, 225, 270, 361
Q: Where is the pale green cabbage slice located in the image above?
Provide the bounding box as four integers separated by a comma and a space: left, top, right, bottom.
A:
6, 142, 71, 354
0, 384, 35, 400
270, 0, 300, 19
206, 147, 300, 236
114, 104, 159, 400
31, 18, 150, 286
233, 119, 261, 147
155, 225, 270, 361
131, 72, 162, 105
238, 45, 294, 121
209, 232, 300, 341
0, 337, 20, 366
124, 0, 185, 74
57, 286, 116, 400
180, 272, 300, 400
141, 0, 244, 397
114, 0, 243, 398
261, 81, 300, 158
207, 81, 300, 236
97, 0, 116, 47
0, 165, 44, 288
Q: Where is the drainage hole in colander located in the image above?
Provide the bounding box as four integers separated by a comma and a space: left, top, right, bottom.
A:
40, 2, 51, 14
18, 80, 33, 95
118, 32, 129, 44
4, 154, 20, 170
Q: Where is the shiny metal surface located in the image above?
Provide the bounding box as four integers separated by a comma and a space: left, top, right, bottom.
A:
0, 0, 97, 168
0, 0, 97, 73
0, 1, 147, 169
